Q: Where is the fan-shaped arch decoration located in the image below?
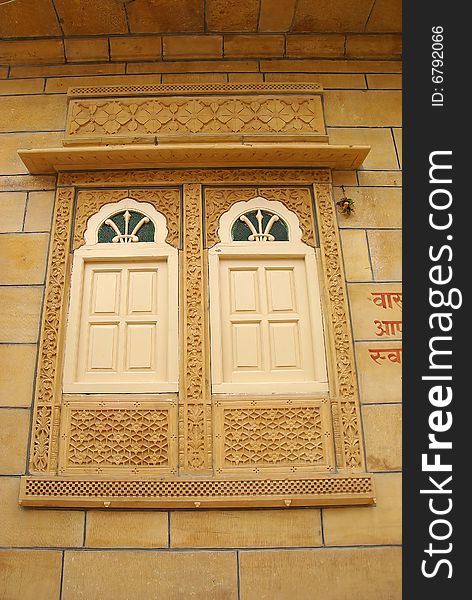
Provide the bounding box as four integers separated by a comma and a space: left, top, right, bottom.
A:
217, 196, 303, 245
231, 209, 289, 242
83, 198, 169, 246
98, 209, 155, 243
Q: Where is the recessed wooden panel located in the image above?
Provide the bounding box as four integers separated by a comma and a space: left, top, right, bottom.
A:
232, 322, 262, 370
127, 269, 157, 314
87, 324, 117, 371
125, 323, 156, 370
91, 270, 120, 314
230, 269, 259, 312
269, 321, 300, 369
266, 268, 296, 312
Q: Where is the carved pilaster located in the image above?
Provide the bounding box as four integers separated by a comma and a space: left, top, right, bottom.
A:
180, 184, 212, 472
30, 187, 74, 473
314, 183, 364, 471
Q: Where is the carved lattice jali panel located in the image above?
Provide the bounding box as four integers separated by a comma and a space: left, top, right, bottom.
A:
60, 400, 178, 475
214, 399, 334, 475
21, 168, 372, 509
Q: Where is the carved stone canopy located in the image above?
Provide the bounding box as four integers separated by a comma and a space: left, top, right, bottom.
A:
18, 83, 370, 173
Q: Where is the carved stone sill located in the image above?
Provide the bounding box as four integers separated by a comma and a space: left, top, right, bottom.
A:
19, 143, 370, 174
19, 475, 375, 509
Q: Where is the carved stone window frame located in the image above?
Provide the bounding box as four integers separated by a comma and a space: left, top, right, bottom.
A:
18, 83, 373, 509
19, 168, 374, 509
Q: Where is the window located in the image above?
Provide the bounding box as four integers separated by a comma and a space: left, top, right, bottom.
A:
209, 197, 328, 394
63, 198, 178, 394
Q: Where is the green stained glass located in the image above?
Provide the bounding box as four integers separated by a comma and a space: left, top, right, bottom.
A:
231, 210, 289, 242
97, 210, 155, 243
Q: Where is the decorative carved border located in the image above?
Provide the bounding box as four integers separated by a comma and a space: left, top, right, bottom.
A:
19, 475, 374, 508
74, 188, 181, 250
67, 82, 324, 99
314, 183, 363, 470
24, 168, 367, 506
58, 168, 331, 188
180, 184, 212, 472
30, 188, 74, 473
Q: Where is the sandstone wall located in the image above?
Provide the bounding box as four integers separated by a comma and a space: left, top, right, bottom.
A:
0, 49, 401, 599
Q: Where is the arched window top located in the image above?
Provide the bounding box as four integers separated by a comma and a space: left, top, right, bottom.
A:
217, 196, 303, 245
231, 209, 289, 242
97, 209, 155, 244
83, 198, 169, 246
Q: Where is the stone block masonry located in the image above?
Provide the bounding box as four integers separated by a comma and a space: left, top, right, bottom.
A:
0, 44, 401, 599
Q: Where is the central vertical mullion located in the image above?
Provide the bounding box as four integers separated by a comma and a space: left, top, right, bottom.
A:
179, 183, 212, 475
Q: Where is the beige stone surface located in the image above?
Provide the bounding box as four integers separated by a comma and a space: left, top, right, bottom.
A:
0, 79, 45, 96
368, 230, 402, 281
127, 0, 204, 33
0, 233, 49, 285
0, 1, 61, 38
0, 39, 64, 65
0, 344, 37, 407
239, 547, 401, 600
367, 74, 402, 89
323, 474, 401, 545
259, 0, 296, 31
332, 171, 357, 186
171, 508, 322, 548
0, 478, 84, 547
162, 73, 228, 84
62, 550, 237, 600
127, 60, 258, 74
0, 175, 56, 193
0, 192, 26, 232
0, 286, 43, 343
340, 230, 372, 282
207, 0, 259, 32
0, 550, 62, 600
366, 0, 402, 32
24, 191, 55, 232
110, 36, 163, 61
45, 74, 164, 93
10, 63, 125, 79
394, 127, 402, 167
292, 0, 373, 32
261, 59, 402, 73
356, 341, 402, 404
0, 96, 66, 133
327, 128, 398, 170
65, 38, 109, 63
358, 171, 402, 187
324, 90, 401, 126
286, 34, 345, 58
164, 35, 222, 59
228, 73, 264, 83
346, 34, 402, 59
54, 0, 127, 35
363, 404, 402, 471
0, 409, 29, 473
0, 132, 63, 175
264, 72, 367, 88
224, 35, 284, 57
86, 511, 168, 547
347, 283, 402, 340
335, 187, 402, 229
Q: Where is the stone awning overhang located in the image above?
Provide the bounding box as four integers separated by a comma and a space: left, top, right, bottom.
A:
18, 82, 370, 173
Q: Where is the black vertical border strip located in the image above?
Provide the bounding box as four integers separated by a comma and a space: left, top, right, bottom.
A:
404, 2, 466, 596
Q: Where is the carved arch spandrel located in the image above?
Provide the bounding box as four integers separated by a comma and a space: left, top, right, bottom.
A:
74, 188, 181, 250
